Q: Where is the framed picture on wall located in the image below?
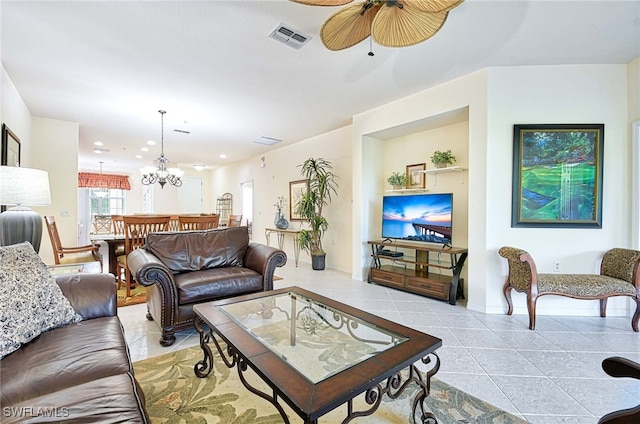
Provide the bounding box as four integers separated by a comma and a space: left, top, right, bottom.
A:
406, 163, 426, 189
1, 123, 21, 167
511, 123, 604, 228
289, 179, 309, 221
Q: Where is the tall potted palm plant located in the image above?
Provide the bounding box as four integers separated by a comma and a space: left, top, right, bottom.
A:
295, 157, 339, 270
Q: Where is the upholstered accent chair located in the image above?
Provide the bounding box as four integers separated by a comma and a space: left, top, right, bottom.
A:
45, 216, 102, 268
498, 247, 640, 332
598, 357, 640, 423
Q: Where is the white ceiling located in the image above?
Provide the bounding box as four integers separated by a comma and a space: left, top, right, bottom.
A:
2, 0, 639, 174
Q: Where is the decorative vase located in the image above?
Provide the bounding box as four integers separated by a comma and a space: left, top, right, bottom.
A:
274, 210, 289, 229
276, 216, 289, 229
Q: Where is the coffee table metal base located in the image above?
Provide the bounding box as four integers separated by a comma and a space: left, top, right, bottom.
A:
193, 317, 440, 424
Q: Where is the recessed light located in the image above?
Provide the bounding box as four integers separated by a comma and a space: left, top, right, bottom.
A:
94, 148, 110, 154
141, 147, 149, 152
219, 154, 227, 159
146, 140, 156, 146
94, 141, 104, 146
135, 155, 143, 159
193, 164, 206, 171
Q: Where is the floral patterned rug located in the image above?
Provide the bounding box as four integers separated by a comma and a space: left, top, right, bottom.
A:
134, 345, 527, 423
117, 284, 146, 307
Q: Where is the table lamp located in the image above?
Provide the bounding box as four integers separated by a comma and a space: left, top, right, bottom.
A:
0, 166, 52, 252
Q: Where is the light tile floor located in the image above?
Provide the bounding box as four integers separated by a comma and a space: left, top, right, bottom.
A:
119, 264, 640, 423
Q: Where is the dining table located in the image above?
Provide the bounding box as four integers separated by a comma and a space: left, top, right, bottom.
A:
90, 233, 125, 276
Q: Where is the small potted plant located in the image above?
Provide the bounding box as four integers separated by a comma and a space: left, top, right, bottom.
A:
430, 150, 456, 168
387, 172, 407, 190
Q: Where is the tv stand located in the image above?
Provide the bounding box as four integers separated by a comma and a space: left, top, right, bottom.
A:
367, 240, 468, 305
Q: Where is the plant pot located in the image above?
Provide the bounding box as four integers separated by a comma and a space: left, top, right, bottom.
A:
311, 253, 326, 270
392, 185, 403, 190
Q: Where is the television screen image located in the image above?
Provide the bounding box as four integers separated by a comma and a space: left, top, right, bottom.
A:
382, 193, 453, 244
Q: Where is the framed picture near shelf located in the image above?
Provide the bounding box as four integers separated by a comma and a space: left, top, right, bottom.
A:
511, 123, 604, 228
406, 163, 426, 189
289, 179, 309, 221
1, 123, 21, 167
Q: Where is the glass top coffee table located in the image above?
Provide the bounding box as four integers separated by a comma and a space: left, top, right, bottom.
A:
193, 286, 442, 424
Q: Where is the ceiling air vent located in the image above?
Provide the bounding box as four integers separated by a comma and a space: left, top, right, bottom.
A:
268, 23, 312, 50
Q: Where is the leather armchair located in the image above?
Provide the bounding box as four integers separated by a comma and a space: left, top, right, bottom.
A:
127, 226, 287, 346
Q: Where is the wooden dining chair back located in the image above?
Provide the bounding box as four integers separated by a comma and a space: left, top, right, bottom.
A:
111, 215, 125, 235
178, 215, 220, 231
227, 214, 243, 227
168, 215, 180, 231
91, 215, 112, 235
44, 216, 103, 268
116, 215, 171, 297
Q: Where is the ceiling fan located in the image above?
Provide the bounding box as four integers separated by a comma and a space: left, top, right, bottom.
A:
292, 0, 464, 51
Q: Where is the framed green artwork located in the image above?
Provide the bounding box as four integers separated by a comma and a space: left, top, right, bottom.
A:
511, 124, 604, 228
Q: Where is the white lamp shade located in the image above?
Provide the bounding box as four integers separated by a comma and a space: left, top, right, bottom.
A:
0, 166, 52, 206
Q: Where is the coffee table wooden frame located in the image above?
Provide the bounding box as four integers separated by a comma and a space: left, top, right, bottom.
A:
193, 286, 442, 424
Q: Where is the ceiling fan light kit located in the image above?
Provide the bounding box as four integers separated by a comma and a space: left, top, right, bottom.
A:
292, 0, 464, 51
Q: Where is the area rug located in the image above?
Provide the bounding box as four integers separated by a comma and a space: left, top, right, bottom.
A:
117, 284, 146, 307
134, 345, 527, 423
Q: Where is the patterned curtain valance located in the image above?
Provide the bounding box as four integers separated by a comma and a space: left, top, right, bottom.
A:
78, 172, 131, 191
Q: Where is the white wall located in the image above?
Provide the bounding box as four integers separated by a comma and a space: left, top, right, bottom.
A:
353, 69, 489, 309
31, 117, 80, 265
486, 64, 630, 316
212, 126, 353, 272
1, 66, 31, 162
353, 63, 632, 319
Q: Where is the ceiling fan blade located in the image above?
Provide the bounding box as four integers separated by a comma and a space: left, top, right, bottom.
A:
291, 0, 354, 5
320, 2, 382, 51
371, 4, 448, 48
410, 0, 465, 13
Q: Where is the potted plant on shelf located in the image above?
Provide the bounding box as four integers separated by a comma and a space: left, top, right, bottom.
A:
387, 172, 407, 190
295, 157, 339, 270
430, 150, 456, 168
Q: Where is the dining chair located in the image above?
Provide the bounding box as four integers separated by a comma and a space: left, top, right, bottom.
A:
91, 215, 112, 235
44, 216, 103, 268
111, 215, 125, 235
227, 214, 243, 227
110, 215, 126, 257
168, 215, 180, 232
178, 215, 219, 230
116, 215, 171, 298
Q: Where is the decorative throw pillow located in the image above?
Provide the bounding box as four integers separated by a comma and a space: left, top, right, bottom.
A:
0, 242, 82, 359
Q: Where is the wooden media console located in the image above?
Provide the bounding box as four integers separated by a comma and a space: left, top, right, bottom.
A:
367, 240, 468, 304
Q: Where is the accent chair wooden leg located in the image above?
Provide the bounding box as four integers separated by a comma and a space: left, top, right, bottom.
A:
503, 283, 514, 316
599, 297, 608, 318
526, 294, 537, 330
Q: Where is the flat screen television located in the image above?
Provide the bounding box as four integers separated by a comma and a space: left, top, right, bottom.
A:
381, 193, 453, 244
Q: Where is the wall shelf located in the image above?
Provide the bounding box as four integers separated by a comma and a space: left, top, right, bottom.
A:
420, 166, 467, 186
385, 188, 429, 193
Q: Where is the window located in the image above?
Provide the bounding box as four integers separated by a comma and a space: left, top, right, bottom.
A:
90, 188, 125, 216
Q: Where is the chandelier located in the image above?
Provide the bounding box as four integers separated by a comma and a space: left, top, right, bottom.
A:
140, 110, 183, 188
94, 161, 109, 198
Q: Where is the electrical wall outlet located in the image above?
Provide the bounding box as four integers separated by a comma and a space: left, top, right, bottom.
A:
553, 260, 560, 272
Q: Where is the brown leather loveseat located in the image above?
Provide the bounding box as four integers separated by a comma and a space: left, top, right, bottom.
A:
0, 273, 149, 423
127, 226, 287, 346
